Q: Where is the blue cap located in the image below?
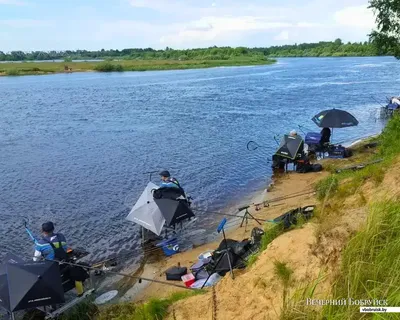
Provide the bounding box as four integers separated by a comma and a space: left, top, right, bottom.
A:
159, 170, 171, 177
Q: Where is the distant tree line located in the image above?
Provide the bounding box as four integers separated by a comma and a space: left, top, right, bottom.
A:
0, 39, 389, 61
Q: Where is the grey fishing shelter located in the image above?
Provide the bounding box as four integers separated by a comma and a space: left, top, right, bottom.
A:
274, 135, 304, 160
125, 182, 165, 236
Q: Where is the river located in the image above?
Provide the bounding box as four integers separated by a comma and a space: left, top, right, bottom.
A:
0, 57, 396, 263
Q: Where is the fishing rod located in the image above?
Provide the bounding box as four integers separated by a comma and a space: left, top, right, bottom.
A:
143, 170, 158, 181
298, 124, 316, 133
192, 189, 315, 220
334, 158, 383, 174
273, 135, 281, 146
18, 253, 195, 291
370, 95, 386, 108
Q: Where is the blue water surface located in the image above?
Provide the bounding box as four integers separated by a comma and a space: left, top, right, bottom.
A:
0, 57, 397, 262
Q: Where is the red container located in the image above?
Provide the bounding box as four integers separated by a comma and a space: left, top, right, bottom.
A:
181, 273, 195, 288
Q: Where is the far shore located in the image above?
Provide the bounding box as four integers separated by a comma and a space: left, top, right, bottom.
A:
0, 58, 276, 77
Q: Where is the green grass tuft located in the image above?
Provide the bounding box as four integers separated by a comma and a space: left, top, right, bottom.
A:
274, 261, 293, 287
5, 68, 19, 76
60, 298, 98, 320
322, 201, 400, 319
315, 175, 339, 200
95, 290, 204, 320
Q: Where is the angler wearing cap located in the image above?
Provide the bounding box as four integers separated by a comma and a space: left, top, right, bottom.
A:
33, 222, 68, 262
159, 170, 181, 189
157, 170, 189, 202
32, 221, 85, 296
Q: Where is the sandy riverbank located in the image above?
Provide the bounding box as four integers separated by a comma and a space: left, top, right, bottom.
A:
122, 170, 328, 303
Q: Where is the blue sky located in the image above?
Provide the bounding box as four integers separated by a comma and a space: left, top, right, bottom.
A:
0, 0, 376, 51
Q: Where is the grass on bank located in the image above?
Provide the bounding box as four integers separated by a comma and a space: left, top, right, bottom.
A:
0, 57, 276, 76
59, 290, 204, 320
281, 115, 400, 319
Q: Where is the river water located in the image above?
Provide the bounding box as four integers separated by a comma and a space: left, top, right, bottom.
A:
0, 57, 397, 263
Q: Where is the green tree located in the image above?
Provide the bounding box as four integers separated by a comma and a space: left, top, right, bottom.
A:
369, 0, 400, 58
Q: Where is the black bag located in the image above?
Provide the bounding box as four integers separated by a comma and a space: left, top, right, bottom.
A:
165, 266, 187, 281
312, 164, 323, 172
296, 158, 312, 173
344, 149, 353, 158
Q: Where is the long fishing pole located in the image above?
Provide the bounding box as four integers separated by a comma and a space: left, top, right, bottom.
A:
23, 254, 195, 291
370, 95, 386, 108
192, 189, 315, 220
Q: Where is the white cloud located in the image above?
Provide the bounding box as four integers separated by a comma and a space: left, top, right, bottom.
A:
274, 30, 289, 41
334, 5, 375, 28
159, 15, 330, 47
159, 16, 294, 47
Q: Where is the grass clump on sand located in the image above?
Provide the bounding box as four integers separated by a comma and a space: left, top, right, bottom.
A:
59, 298, 98, 320
5, 68, 19, 76
97, 291, 204, 320
274, 261, 294, 309
322, 201, 400, 319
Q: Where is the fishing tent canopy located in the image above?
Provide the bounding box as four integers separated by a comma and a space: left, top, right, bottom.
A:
0, 258, 64, 312
125, 182, 165, 236
312, 109, 359, 128
154, 198, 195, 227
0, 253, 25, 312
274, 135, 304, 160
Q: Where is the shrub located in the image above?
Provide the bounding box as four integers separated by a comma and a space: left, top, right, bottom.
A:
94, 62, 124, 72
6, 69, 19, 76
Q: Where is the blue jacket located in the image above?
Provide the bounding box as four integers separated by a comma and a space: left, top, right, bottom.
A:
33, 233, 68, 261
160, 177, 180, 189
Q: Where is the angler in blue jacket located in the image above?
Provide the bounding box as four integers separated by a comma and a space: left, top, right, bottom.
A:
33, 221, 68, 262
32, 221, 84, 296
159, 170, 181, 189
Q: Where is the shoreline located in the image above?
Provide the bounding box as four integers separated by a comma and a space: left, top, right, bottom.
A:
105, 134, 375, 304
0, 59, 276, 77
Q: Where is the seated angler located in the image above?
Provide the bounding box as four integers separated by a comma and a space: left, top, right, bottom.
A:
159, 170, 181, 189
320, 127, 331, 146
289, 130, 305, 158
156, 170, 188, 201
33, 221, 84, 296
33, 221, 68, 262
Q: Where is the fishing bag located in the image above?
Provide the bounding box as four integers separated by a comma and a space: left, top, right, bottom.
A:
296, 159, 312, 173
312, 164, 323, 172
165, 266, 188, 281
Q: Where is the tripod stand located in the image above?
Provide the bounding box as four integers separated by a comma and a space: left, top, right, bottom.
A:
239, 206, 262, 231
201, 218, 246, 289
